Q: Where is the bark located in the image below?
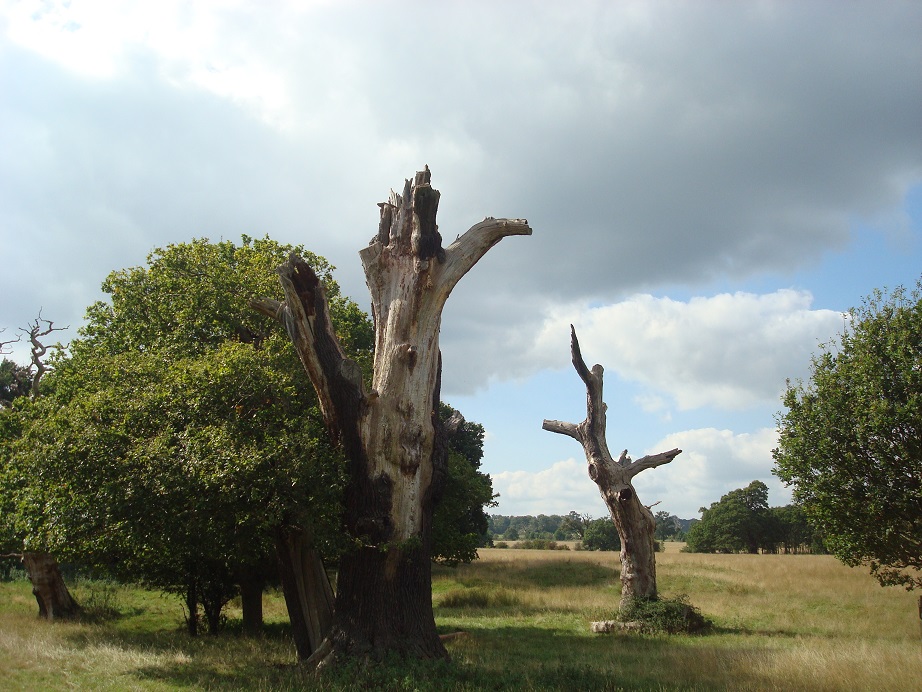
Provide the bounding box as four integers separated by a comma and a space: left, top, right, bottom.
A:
275, 525, 334, 658
252, 167, 530, 660
238, 567, 265, 637
19, 552, 81, 620
185, 580, 199, 637
542, 326, 681, 611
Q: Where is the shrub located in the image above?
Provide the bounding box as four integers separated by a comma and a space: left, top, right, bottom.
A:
439, 586, 520, 609
619, 595, 710, 634
516, 539, 569, 551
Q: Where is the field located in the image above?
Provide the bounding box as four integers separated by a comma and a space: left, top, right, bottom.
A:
2, 544, 920, 690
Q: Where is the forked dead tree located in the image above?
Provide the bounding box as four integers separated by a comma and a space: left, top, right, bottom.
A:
543, 326, 681, 611
252, 167, 530, 661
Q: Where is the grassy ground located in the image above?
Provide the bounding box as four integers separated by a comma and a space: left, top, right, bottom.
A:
2, 545, 920, 690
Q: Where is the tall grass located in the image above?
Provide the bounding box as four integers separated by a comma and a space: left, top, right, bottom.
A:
2, 547, 920, 690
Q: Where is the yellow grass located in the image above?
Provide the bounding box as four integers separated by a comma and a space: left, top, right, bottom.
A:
1, 548, 920, 690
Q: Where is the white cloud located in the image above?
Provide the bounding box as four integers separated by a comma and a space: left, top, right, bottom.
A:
492, 458, 607, 518
522, 290, 845, 411
493, 426, 788, 519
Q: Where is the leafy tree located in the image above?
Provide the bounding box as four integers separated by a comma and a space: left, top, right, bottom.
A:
654, 511, 681, 541
3, 237, 365, 634
0, 359, 31, 405
582, 518, 622, 551
770, 505, 824, 555
431, 405, 495, 565
561, 511, 592, 540
774, 280, 922, 589
685, 481, 773, 554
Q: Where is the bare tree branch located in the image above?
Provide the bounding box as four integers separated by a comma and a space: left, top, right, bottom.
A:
19, 311, 69, 398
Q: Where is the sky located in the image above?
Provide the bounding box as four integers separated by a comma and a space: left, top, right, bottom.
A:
1, 1, 920, 520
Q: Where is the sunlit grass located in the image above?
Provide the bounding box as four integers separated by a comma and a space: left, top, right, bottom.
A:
2, 546, 920, 690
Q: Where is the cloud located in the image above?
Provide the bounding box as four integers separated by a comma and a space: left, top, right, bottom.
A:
523, 290, 846, 410
492, 458, 606, 517
1, 1, 920, 389
632, 427, 787, 518
492, 426, 787, 519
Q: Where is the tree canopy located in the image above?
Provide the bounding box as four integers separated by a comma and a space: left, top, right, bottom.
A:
1, 237, 364, 631
773, 280, 922, 589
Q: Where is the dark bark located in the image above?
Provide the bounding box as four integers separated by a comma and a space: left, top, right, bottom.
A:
543, 326, 681, 612
185, 580, 199, 636
238, 568, 265, 637
275, 525, 334, 659
19, 552, 81, 620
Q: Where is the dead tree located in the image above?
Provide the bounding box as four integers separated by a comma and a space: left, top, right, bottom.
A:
1, 314, 81, 620
23, 313, 67, 399
252, 167, 530, 661
543, 326, 681, 611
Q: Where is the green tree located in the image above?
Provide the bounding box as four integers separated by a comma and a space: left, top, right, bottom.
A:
654, 511, 680, 541
685, 481, 773, 554
561, 511, 591, 540
3, 237, 367, 636
582, 518, 622, 551
774, 280, 922, 589
0, 359, 31, 405
431, 405, 496, 565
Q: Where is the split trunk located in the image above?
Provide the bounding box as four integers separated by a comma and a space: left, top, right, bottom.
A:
253, 167, 530, 659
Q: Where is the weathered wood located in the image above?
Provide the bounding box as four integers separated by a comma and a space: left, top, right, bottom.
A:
253, 167, 530, 660
274, 525, 334, 658
543, 326, 681, 611
19, 552, 81, 620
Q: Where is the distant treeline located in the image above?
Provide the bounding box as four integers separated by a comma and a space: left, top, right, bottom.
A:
487, 511, 692, 551
488, 481, 826, 555
684, 481, 826, 555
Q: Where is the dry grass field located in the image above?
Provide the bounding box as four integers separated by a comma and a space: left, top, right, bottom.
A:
1, 545, 920, 690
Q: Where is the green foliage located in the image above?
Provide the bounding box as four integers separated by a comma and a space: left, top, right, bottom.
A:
582, 518, 621, 551
619, 595, 710, 634
514, 539, 569, 551
0, 237, 363, 628
438, 586, 520, 609
685, 481, 774, 554
774, 280, 922, 589
432, 405, 495, 566
0, 359, 31, 405
654, 511, 682, 541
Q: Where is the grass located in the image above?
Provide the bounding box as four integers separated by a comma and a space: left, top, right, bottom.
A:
2, 545, 921, 690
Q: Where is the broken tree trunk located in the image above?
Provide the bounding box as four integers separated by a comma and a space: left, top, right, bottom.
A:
252, 166, 530, 660
19, 552, 81, 620
542, 326, 681, 612
274, 525, 335, 658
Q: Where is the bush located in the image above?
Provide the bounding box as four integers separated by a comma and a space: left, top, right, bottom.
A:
493, 541, 509, 549
582, 519, 621, 551
619, 595, 710, 634
516, 539, 569, 551
439, 586, 520, 609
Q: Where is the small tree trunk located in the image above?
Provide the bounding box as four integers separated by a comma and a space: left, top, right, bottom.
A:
20, 552, 81, 620
275, 525, 334, 659
543, 326, 681, 612
238, 567, 265, 637
185, 580, 199, 637
253, 167, 530, 660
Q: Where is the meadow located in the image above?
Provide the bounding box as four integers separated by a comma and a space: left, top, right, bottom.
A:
1, 544, 920, 691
